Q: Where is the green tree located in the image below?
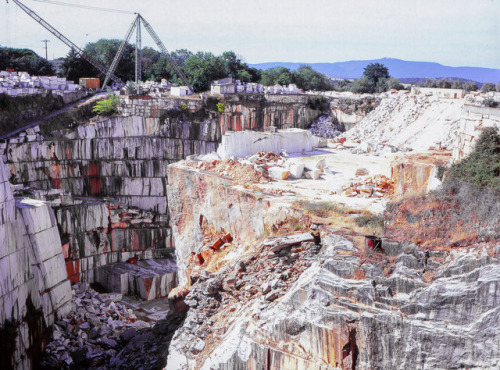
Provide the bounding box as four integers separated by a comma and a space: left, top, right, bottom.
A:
0, 46, 55, 75
182, 51, 225, 92
292, 65, 332, 91
387, 77, 404, 90
260, 66, 292, 86
60, 49, 97, 82
83, 39, 135, 82
350, 77, 373, 93
363, 63, 390, 88
464, 81, 478, 92
236, 69, 252, 82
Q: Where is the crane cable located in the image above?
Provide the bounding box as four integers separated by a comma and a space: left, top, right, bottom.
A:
29, 0, 136, 15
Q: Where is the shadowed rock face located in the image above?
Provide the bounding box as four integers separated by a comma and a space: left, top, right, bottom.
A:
0, 160, 71, 369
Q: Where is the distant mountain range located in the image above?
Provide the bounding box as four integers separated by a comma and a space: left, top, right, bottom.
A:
249, 58, 500, 84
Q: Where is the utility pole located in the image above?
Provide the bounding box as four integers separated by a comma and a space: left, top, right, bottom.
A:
41, 39, 50, 60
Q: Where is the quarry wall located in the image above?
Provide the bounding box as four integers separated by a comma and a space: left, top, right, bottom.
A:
453, 104, 500, 162
0, 160, 71, 370
166, 161, 500, 369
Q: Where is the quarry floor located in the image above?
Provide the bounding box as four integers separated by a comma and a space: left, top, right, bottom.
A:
253, 148, 396, 214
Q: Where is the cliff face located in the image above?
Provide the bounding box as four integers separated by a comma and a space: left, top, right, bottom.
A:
166, 163, 301, 286
219, 95, 321, 133
3, 114, 219, 214
0, 160, 71, 370
390, 151, 451, 196
166, 162, 500, 369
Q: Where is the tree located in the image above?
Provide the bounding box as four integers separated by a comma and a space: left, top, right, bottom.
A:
387, 77, 404, 90
350, 77, 374, 93
292, 65, 332, 91
182, 51, 225, 92
83, 39, 135, 82
59, 49, 97, 82
448, 126, 500, 191
481, 82, 496, 93
464, 81, 478, 92
363, 63, 390, 87
0, 46, 55, 75
260, 66, 292, 86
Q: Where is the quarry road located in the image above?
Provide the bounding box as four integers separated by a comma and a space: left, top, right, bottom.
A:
0, 92, 107, 140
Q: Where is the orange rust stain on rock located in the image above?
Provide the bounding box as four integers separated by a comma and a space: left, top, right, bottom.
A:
48, 163, 62, 189
65, 260, 80, 283
87, 162, 99, 176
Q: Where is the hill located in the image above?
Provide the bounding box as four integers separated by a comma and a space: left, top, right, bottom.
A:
249, 58, 500, 84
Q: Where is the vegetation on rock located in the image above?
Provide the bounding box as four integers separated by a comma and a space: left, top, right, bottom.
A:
92, 92, 119, 116
447, 127, 500, 191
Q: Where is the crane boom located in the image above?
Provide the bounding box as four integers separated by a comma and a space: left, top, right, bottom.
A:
135, 17, 142, 84
8, 0, 124, 87
139, 15, 193, 93
102, 15, 138, 89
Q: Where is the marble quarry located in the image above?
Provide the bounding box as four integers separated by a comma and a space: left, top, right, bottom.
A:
1, 89, 499, 369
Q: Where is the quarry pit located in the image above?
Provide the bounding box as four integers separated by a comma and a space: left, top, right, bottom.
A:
1, 88, 500, 369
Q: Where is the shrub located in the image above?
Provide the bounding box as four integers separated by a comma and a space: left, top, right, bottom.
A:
216, 102, 225, 113
92, 92, 119, 116
448, 127, 500, 191
306, 95, 327, 111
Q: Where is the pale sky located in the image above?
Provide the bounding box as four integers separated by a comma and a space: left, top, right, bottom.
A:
1, 0, 499, 68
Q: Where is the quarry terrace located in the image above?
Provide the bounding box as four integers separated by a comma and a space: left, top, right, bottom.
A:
1, 68, 500, 370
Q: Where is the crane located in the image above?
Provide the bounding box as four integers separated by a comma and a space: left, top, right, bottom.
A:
6, 0, 194, 93
5, 0, 124, 87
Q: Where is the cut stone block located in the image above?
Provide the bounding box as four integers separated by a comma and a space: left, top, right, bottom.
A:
268, 167, 290, 180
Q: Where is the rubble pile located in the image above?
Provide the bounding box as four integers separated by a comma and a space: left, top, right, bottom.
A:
187, 151, 331, 183
40, 282, 183, 370
167, 232, 322, 367
185, 158, 270, 184
338, 174, 395, 198
308, 115, 343, 139
340, 93, 463, 152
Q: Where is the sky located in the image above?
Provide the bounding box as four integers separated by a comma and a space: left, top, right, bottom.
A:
1, 0, 499, 69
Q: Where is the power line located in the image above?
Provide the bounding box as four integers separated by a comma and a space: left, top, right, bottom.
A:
29, 0, 137, 15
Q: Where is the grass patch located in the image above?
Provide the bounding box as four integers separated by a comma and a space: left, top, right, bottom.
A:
295, 200, 338, 217
355, 215, 384, 229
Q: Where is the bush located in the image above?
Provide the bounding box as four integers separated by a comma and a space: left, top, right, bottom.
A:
350, 77, 374, 94
92, 93, 119, 116
306, 95, 327, 111
448, 127, 500, 191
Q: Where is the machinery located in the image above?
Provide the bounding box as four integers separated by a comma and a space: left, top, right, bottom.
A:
6, 0, 193, 92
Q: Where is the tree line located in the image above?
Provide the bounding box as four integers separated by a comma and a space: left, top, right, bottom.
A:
0, 46, 55, 76
2, 43, 499, 95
